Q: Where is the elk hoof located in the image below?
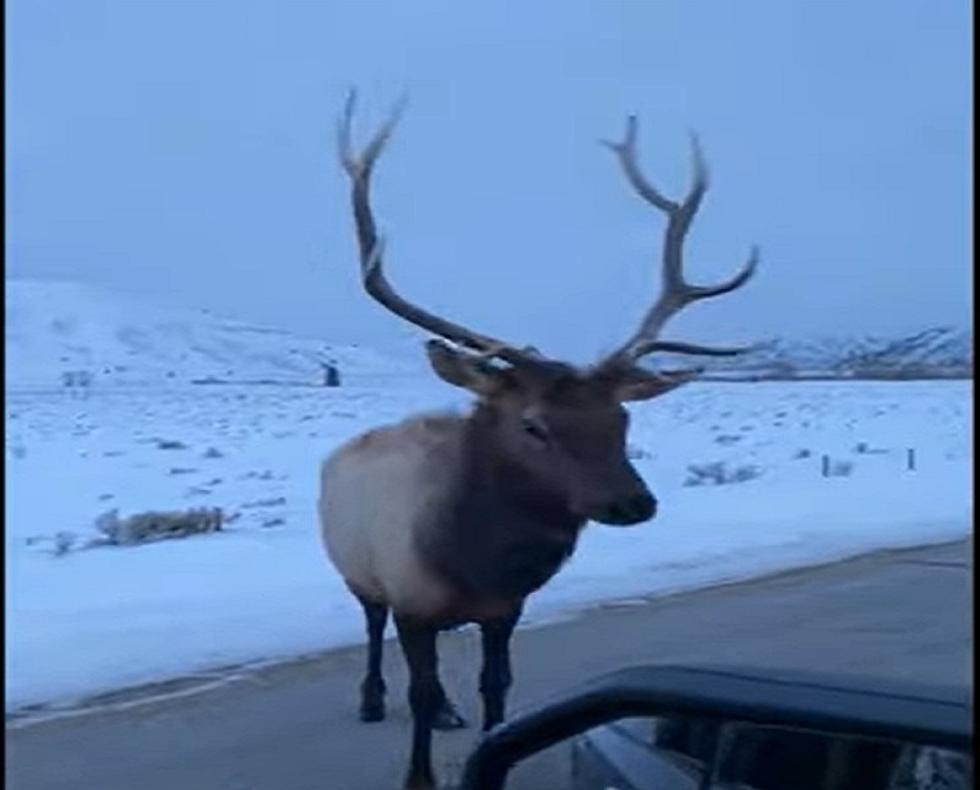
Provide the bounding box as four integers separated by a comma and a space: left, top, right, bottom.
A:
432, 700, 467, 730
359, 701, 385, 722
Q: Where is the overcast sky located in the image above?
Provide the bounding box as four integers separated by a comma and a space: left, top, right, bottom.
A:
6, 1, 971, 362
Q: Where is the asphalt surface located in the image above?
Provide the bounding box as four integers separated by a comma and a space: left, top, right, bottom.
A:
6, 540, 972, 790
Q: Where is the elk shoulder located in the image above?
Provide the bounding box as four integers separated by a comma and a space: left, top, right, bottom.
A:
318, 413, 466, 618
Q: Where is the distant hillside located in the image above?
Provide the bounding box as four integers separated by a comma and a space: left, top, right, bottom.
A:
4, 280, 417, 391
699, 327, 972, 380
6, 280, 970, 391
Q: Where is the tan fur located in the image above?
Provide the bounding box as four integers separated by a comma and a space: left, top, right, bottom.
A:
319, 413, 465, 618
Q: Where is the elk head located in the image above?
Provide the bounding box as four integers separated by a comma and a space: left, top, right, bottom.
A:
337, 93, 759, 526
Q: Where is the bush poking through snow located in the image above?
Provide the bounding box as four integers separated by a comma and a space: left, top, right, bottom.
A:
684, 461, 763, 487
241, 496, 287, 509
94, 507, 223, 546
854, 442, 889, 455
53, 531, 77, 557
25, 531, 81, 557
155, 439, 187, 450
828, 460, 855, 478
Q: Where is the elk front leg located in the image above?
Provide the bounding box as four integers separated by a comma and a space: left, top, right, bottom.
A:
479, 606, 522, 731
395, 616, 448, 790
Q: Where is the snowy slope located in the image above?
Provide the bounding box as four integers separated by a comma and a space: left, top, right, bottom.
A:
701, 328, 972, 379
4, 280, 418, 391
3, 280, 973, 716
5, 378, 971, 713
6, 280, 970, 390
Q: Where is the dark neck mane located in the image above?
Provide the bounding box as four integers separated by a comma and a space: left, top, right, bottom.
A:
422, 404, 586, 603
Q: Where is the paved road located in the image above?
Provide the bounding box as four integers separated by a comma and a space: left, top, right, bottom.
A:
6, 541, 972, 790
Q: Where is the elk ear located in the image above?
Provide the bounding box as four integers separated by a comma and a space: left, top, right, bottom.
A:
613, 367, 702, 402
424, 340, 513, 397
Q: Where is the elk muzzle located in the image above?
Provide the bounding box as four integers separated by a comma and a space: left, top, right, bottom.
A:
592, 490, 657, 526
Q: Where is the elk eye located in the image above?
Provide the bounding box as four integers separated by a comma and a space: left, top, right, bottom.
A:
521, 417, 551, 446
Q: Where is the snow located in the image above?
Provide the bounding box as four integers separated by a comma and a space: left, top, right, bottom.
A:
703, 327, 972, 379
4, 283, 973, 714
4, 279, 421, 391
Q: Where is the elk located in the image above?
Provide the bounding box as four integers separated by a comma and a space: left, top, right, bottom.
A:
319, 93, 759, 790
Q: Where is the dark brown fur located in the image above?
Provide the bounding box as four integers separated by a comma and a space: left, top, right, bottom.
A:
420, 403, 586, 609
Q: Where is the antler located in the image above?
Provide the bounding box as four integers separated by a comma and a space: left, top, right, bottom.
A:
598, 116, 759, 372
337, 91, 544, 369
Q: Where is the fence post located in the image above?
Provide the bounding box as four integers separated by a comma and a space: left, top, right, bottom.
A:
907, 448, 916, 471
822, 455, 830, 478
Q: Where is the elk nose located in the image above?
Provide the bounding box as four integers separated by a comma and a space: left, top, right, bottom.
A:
598, 493, 657, 526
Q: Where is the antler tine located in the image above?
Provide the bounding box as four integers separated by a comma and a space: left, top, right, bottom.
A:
653, 365, 707, 392
338, 89, 407, 179
601, 116, 678, 213
600, 117, 758, 369
338, 91, 543, 368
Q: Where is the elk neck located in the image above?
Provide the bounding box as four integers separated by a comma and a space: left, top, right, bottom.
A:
421, 403, 586, 604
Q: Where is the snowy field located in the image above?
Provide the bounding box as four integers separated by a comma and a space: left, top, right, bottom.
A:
5, 376, 971, 714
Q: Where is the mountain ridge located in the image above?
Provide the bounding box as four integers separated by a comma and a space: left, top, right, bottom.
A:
5, 279, 971, 390
4, 279, 419, 391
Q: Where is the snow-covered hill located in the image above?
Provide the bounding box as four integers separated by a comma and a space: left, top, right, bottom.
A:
700, 328, 972, 380
4, 280, 418, 391
4, 279, 972, 714
5, 280, 971, 391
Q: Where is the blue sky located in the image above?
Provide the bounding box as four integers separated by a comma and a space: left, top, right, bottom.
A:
5, 1, 971, 360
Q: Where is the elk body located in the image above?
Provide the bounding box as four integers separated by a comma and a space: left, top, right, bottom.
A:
319, 93, 760, 790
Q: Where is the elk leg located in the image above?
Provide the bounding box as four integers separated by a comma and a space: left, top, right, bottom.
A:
356, 596, 389, 722
431, 694, 467, 730
479, 606, 522, 731
395, 615, 444, 790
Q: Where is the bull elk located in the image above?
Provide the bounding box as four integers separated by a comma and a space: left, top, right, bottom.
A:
319, 93, 759, 790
